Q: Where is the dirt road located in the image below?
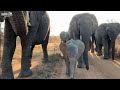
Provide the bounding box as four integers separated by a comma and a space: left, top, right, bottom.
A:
0, 50, 120, 79
52, 52, 120, 79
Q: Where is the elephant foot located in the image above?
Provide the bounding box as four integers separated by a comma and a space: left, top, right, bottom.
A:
18, 69, 32, 78
86, 66, 89, 70
77, 65, 85, 68
1, 73, 14, 79
104, 57, 109, 60
97, 53, 102, 56
112, 58, 115, 60
71, 77, 74, 79
42, 60, 48, 63
42, 58, 49, 63
112, 57, 115, 60
66, 72, 70, 76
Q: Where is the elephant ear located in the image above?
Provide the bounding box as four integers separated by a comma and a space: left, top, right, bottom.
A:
29, 11, 46, 27
106, 26, 110, 31
103, 25, 109, 39
29, 11, 38, 27
106, 26, 112, 40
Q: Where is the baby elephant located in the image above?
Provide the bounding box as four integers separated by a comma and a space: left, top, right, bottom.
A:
60, 31, 70, 43
59, 39, 85, 79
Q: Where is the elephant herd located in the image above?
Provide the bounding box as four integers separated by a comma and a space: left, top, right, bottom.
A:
59, 13, 120, 79
0, 11, 120, 79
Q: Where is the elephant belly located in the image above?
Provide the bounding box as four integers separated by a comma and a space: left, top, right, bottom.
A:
33, 36, 43, 45
32, 33, 46, 45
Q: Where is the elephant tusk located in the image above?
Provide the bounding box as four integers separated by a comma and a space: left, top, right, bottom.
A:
80, 35, 82, 40
90, 36, 92, 41
110, 38, 111, 40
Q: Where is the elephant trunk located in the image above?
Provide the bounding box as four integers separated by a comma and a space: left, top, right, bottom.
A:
9, 11, 28, 36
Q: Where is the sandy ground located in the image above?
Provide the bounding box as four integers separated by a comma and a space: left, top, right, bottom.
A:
0, 42, 120, 79
51, 52, 120, 79
0, 50, 120, 79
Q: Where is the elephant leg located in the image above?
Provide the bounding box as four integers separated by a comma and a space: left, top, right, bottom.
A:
112, 41, 115, 60
70, 60, 76, 79
1, 20, 16, 79
42, 42, 49, 63
19, 22, 40, 77
91, 35, 95, 53
103, 39, 109, 59
42, 28, 50, 63
65, 58, 70, 76
1, 39, 16, 79
30, 45, 35, 59
108, 40, 111, 58
77, 54, 84, 68
97, 44, 102, 56
19, 37, 32, 78
83, 49, 89, 70
94, 38, 97, 52
30, 45, 35, 67
89, 40, 91, 51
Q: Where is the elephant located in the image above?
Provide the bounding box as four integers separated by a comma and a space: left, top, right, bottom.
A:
68, 13, 98, 70
95, 23, 120, 60
88, 15, 98, 53
0, 11, 50, 79
59, 39, 85, 79
60, 31, 70, 43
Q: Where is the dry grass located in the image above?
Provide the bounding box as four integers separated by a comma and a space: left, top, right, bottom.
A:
0, 36, 63, 79
31, 53, 63, 79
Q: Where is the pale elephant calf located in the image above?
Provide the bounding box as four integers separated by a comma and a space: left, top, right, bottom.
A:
59, 39, 85, 79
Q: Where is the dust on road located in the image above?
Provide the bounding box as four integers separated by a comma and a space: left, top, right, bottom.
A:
51, 52, 120, 79
0, 51, 120, 79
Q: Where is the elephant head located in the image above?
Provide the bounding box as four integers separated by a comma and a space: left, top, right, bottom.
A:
106, 23, 120, 42
106, 23, 120, 60
0, 11, 29, 36
60, 31, 70, 43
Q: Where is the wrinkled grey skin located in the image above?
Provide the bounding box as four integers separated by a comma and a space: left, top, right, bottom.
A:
0, 11, 50, 79
68, 13, 98, 70
88, 15, 98, 53
60, 31, 70, 43
59, 39, 85, 79
95, 23, 120, 60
